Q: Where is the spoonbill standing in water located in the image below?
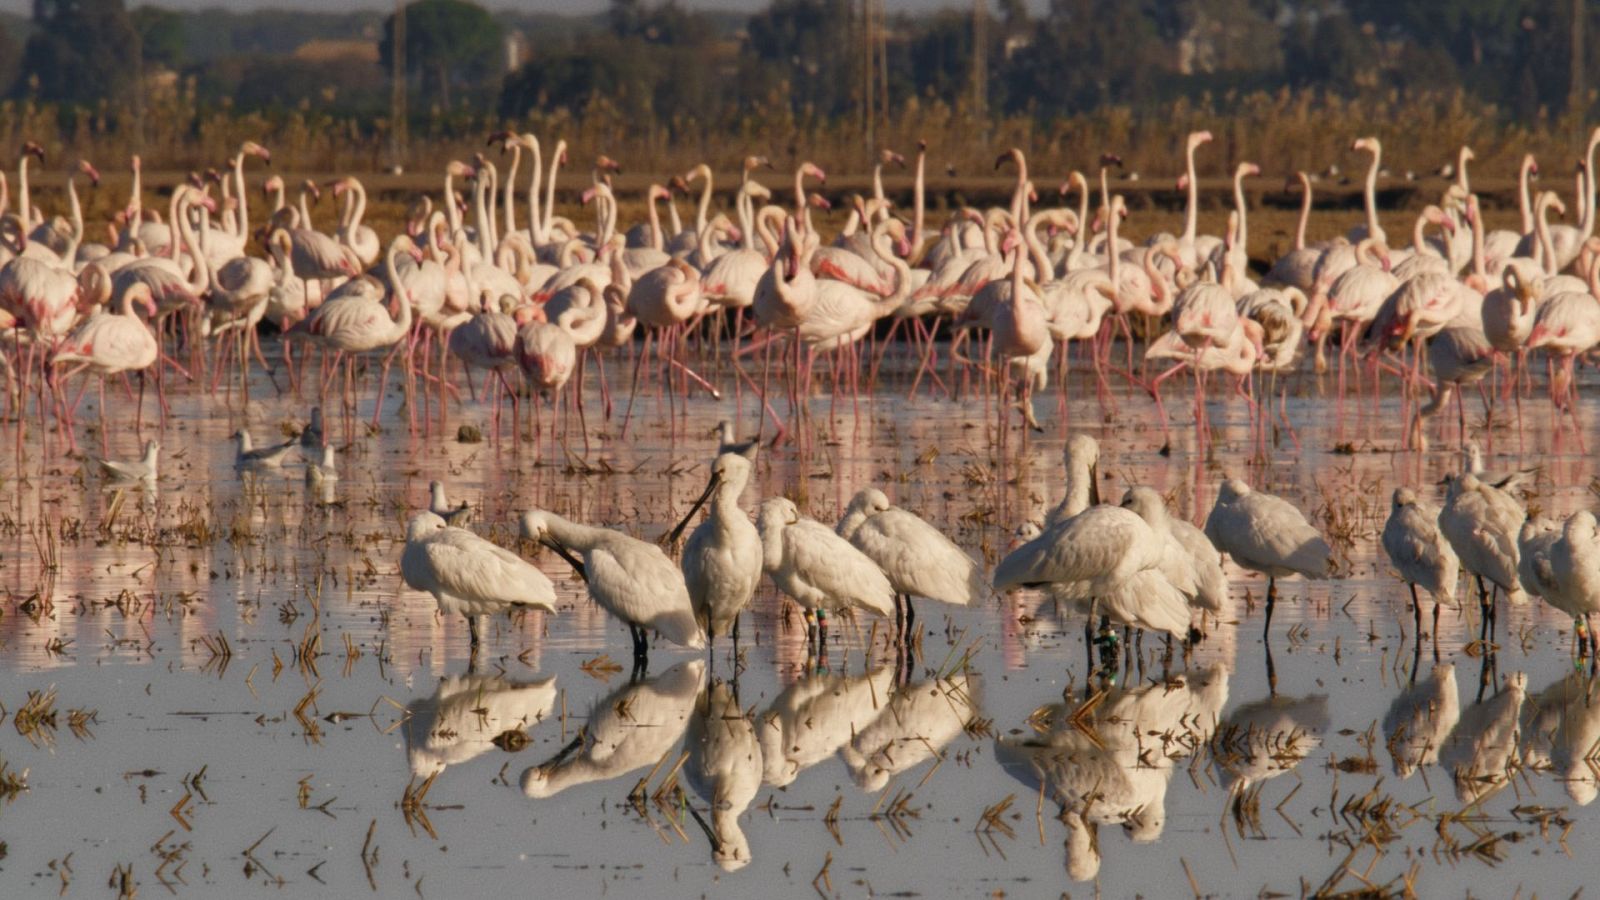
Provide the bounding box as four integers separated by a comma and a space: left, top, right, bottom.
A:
400, 511, 556, 655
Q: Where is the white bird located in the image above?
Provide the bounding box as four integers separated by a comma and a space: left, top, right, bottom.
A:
841, 673, 979, 792
428, 480, 473, 526
1120, 486, 1227, 626
400, 511, 557, 651
1462, 441, 1537, 494
995, 504, 1191, 656
714, 420, 759, 459
836, 487, 986, 637
679, 453, 763, 647
756, 497, 895, 642
996, 662, 1230, 880
1381, 662, 1460, 778
1045, 433, 1100, 526
404, 672, 557, 777
519, 509, 706, 665
1381, 487, 1460, 636
1203, 478, 1333, 636
1438, 473, 1526, 641
87, 439, 159, 482
758, 666, 896, 787
684, 680, 762, 870
521, 660, 705, 799
233, 428, 297, 469
1546, 510, 1600, 657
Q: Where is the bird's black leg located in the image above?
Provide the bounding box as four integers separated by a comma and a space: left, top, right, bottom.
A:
1409, 583, 1422, 642
905, 596, 916, 642
1263, 577, 1277, 640
1264, 636, 1278, 696
1475, 575, 1488, 641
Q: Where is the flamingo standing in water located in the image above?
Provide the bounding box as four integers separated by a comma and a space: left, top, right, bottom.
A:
49, 281, 159, 450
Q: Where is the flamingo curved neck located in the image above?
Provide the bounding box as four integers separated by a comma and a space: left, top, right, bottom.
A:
1182, 146, 1199, 243
1295, 174, 1311, 251
1518, 156, 1535, 235
1362, 143, 1384, 243
544, 141, 566, 240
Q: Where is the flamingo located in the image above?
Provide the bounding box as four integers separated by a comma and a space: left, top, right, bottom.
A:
49, 281, 159, 447
1347, 136, 1388, 245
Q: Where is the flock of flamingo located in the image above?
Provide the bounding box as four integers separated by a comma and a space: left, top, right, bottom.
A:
3, 128, 1598, 459
5, 127, 1600, 686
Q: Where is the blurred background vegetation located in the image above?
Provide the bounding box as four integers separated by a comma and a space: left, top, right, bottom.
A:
0, 0, 1596, 176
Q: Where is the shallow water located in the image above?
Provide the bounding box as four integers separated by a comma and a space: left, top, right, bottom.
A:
2, 336, 1597, 898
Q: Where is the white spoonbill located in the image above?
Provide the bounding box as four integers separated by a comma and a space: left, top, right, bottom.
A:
1381, 487, 1460, 636
1120, 486, 1227, 627
756, 497, 895, 643
1045, 433, 1100, 526
1203, 478, 1333, 637
1547, 511, 1600, 657
519, 509, 706, 665
684, 680, 762, 871
400, 511, 557, 652
1438, 472, 1526, 640
678, 453, 763, 649
836, 487, 986, 637
995, 503, 1191, 659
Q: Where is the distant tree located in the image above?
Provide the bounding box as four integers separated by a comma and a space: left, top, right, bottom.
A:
379, 0, 501, 111
0, 25, 21, 97
745, 0, 855, 116
131, 6, 184, 70
18, 0, 141, 105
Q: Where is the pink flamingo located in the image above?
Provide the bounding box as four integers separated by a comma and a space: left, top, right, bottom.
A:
50, 282, 159, 451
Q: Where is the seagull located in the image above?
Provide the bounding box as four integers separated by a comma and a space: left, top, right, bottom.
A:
714, 420, 759, 460
88, 439, 159, 482
1462, 441, 1537, 494
233, 429, 297, 469
429, 480, 473, 526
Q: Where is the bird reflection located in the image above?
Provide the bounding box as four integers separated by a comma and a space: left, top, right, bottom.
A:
759, 666, 897, 787
1522, 671, 1600, 806
684, 679, 762, 871
1212, 694, 1329, 793
404, 672, 558, 777
1440, 671, 1526, 803
841, 672, 981, 792
1383, 662, 1460, 778
996, 664, 1230, 881
521, 660, 705, 799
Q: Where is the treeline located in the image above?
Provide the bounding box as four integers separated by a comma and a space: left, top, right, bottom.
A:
0, 0, 1595, 174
